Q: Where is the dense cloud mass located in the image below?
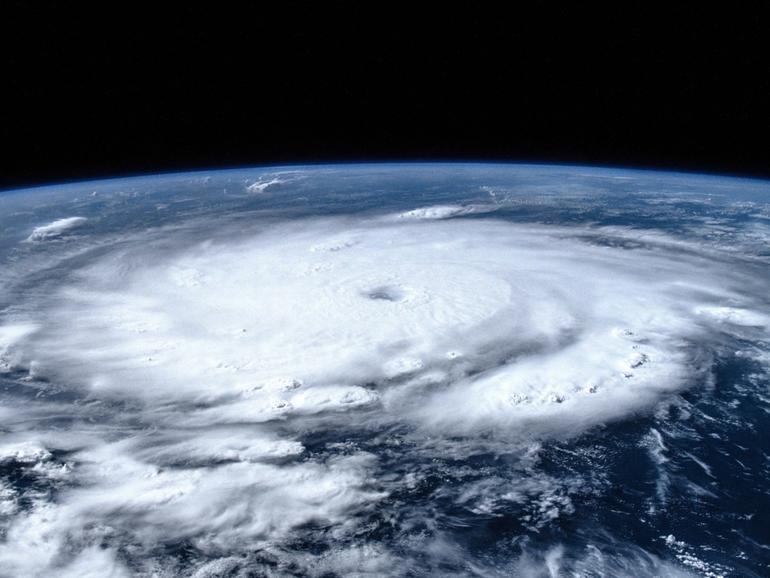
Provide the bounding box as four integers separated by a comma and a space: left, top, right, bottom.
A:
24, 216, 88, 243
0, 166, 769, 576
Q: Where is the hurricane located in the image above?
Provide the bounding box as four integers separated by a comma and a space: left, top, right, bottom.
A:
0, 164, 768, 577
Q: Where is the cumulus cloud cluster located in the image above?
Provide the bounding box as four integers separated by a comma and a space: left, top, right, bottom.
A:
0, 201, 767, 576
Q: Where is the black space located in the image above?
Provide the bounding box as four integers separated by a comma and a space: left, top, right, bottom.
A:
1, 4, 768, 190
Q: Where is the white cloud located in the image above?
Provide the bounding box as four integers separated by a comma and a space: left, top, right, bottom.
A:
0, 448, 384, 576
395, 205, 470, 220
391, 204, 497, 220
0, 323, 37, 372
25, 217, 87, 242
246, 177, 284, 193
244, 171, 302, 193
56, 547, 130, 578
694, 305, 770, 327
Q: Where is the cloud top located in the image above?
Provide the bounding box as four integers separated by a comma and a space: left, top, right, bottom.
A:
25, 217, 87, 242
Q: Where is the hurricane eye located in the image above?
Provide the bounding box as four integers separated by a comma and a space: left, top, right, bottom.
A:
364, 285, 404, 302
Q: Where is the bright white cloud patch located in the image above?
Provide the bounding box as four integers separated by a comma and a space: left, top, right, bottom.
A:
694, 305, 770, 327
395, 205, 470, 219
25, 217, 87, 242
246, 178, 284, 193
392, 204, 499, 220
244, 171, 301, 193
0, 323, 37, 372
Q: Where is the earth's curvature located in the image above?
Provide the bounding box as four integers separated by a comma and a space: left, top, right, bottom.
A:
0, 163, 769, 577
